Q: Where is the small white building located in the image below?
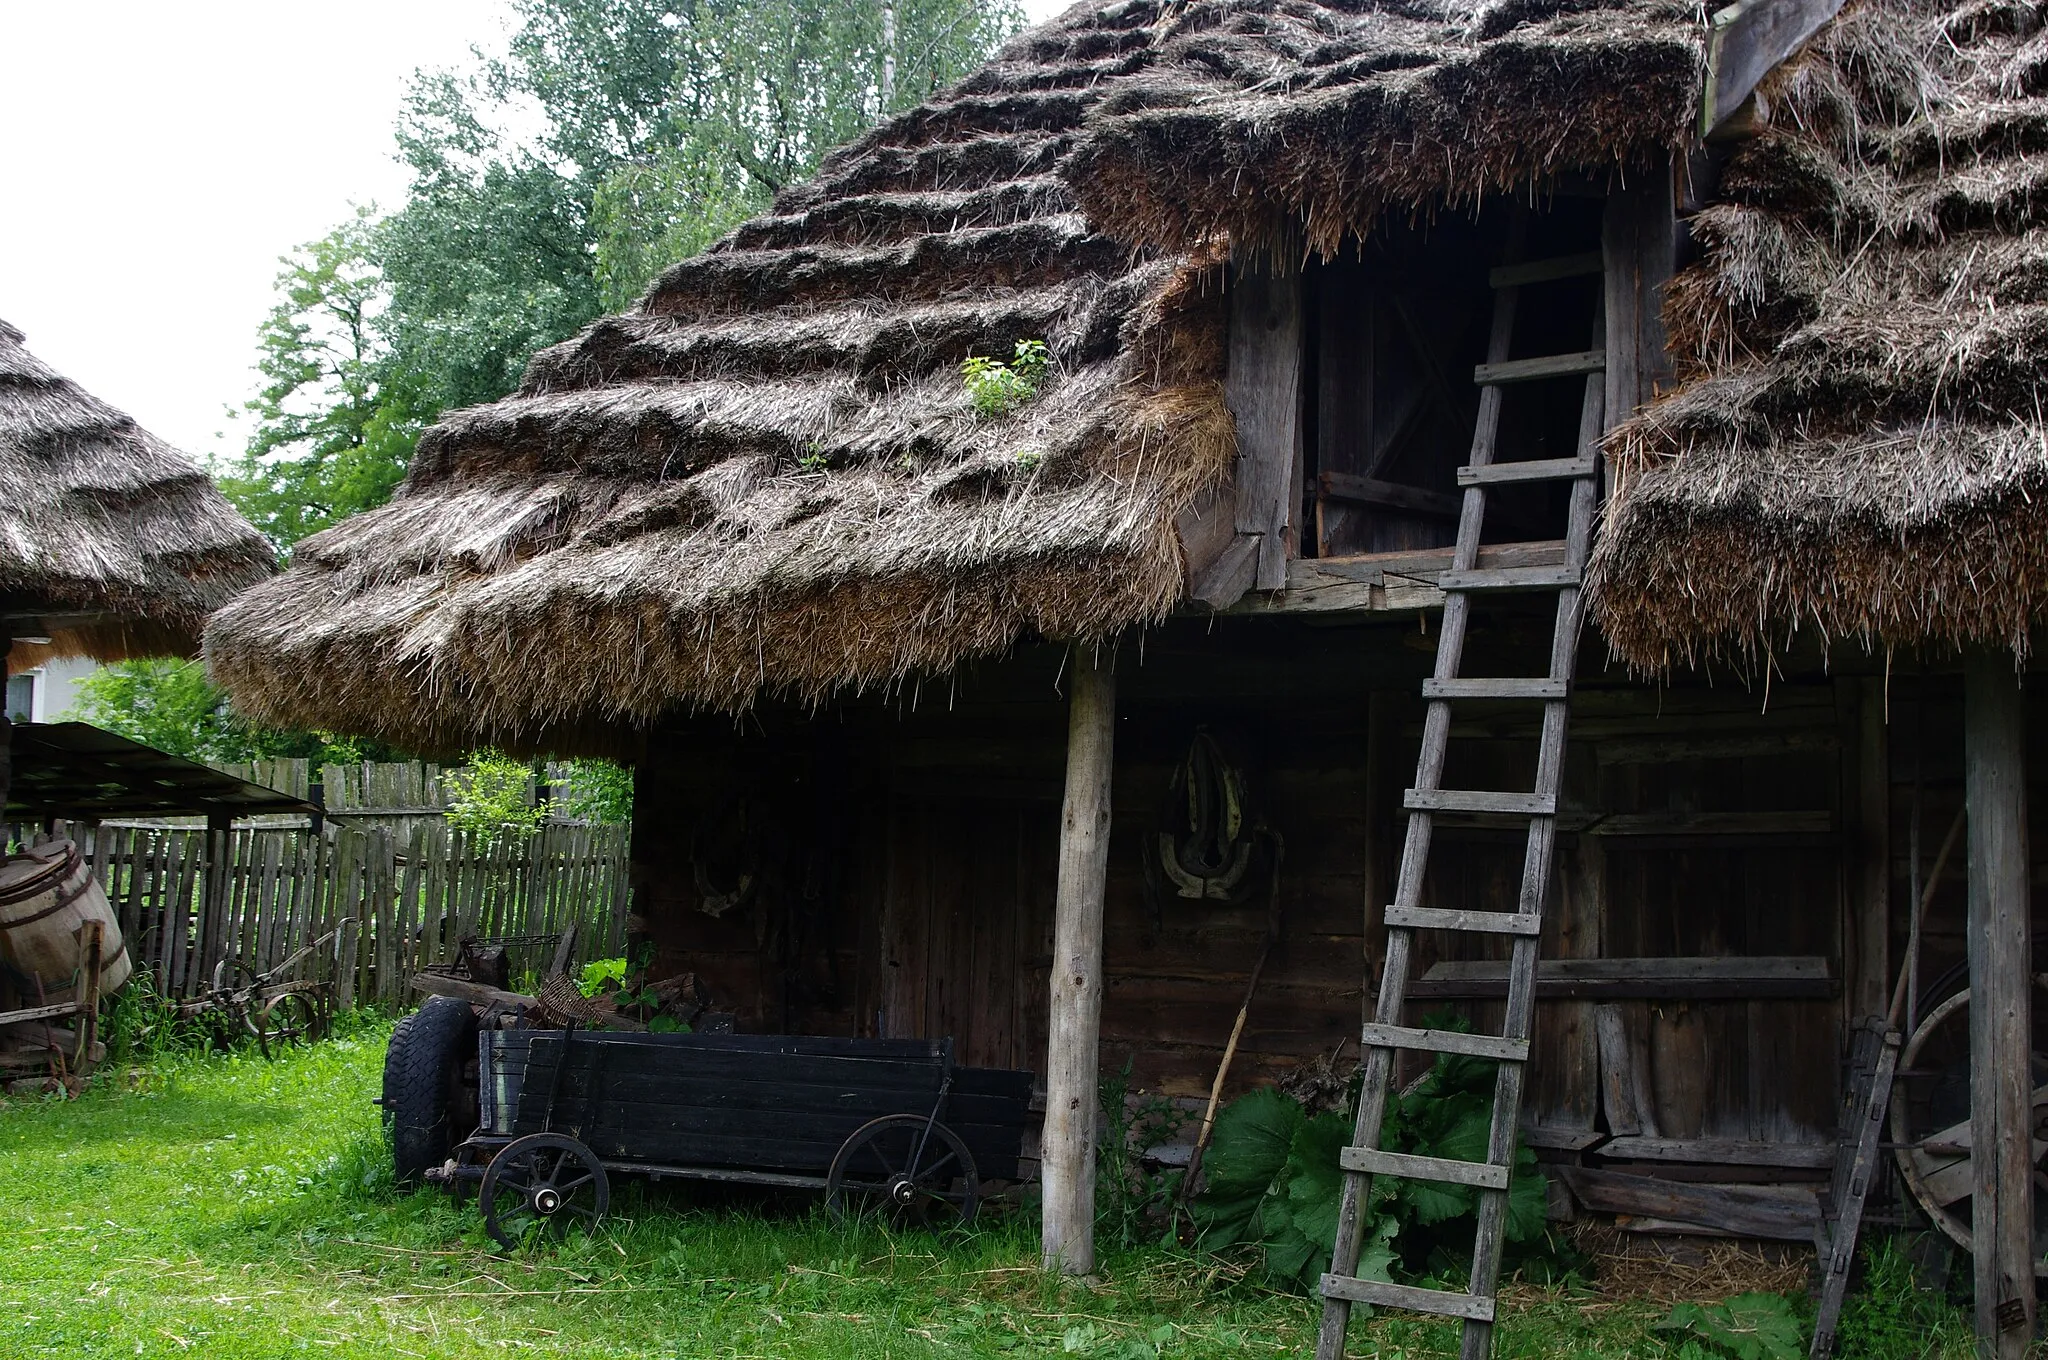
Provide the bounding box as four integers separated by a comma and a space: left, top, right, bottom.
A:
4, 655, 96, 724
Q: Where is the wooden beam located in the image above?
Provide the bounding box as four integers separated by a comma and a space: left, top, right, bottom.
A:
1412, 955, 1834, 1000
1555, 1167, 1819, 1240
1701, 0, 1846, 137
1964, 649, 2034, 1356
1317, 472, 1462, 519
1853, 678, 1890, 1018
1226, 255, 1302, 593
1043, 648, 1115, 1274
1601, 166, 1678, 434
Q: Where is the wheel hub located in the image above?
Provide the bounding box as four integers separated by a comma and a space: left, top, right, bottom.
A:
889, 1175, 919, 1206
533, 1186, 562, 1215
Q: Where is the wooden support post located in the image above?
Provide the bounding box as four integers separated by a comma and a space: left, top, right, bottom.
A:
74, 919, 102, 1073
1043, 647, 1116, 1275
1225, 250, 1303, 594
1600, 166, 1677, 435
1853, 678, 1890, 1019
1964, 649, 2033, 1358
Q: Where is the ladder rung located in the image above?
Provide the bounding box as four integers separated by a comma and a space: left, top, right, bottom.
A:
1422, 678, 1568, 701
1320, 1274, 1497, 1323
1341, 1145, 1511, 1190
1360, 1022, 1530, 1064
1436, 565, 1581, 593
1488, 250, 1604, 289
1474, 350, 1605, 385
1458, 455, 1598, 487
1383, 905, 1543, 936
1405, 788, 1556, 816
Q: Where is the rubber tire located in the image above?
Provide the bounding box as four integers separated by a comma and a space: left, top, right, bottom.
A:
382, 996, 477, 1184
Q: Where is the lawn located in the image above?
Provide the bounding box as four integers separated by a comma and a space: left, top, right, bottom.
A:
0, 1021, 1967, 1359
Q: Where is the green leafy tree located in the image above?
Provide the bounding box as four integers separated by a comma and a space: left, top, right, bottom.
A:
67, 661, 402, 765
591, 0, 1023, 307
217, 211, 424, 550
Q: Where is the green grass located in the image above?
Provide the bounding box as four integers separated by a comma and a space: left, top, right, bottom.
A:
0, 1022, 1963, 1359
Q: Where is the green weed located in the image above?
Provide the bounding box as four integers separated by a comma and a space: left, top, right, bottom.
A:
962, 339, 1049, 416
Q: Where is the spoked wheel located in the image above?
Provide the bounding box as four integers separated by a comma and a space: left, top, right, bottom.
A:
825, 1114, 979, 1231
253, 991, 324, 1061
1890, 979, 2048, 1273
479, 1133, 610, 1249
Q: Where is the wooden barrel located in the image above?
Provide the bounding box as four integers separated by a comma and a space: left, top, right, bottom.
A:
0, 841, 131, 998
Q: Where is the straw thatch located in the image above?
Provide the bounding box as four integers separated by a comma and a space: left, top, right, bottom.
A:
207, 0, 1722, 752
1067, 0, 1707, 257
0, 319, 273, 665
1589, 0, 2048, 668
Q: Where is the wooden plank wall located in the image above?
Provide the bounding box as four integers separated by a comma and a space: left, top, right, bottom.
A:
631, 617, 1911, 1150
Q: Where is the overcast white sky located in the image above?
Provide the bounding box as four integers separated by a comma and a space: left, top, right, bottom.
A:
0, 0, 1066, 465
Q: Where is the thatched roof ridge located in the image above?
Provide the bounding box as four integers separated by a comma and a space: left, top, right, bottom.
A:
0, 319, 273, 663
1587, 0, 2048, 668
1065, 0, 1708, 256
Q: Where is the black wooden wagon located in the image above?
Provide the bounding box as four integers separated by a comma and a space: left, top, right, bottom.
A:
385, 999, 1035, 1248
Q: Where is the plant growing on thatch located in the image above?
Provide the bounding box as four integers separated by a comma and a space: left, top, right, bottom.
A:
961, 339, 1048, 416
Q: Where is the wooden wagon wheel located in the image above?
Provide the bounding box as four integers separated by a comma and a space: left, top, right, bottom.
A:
1889, 979, 2048, 1273
253, 990, 323, 1062
480, 1133, 610, 1249
826, 1114, 980, 1231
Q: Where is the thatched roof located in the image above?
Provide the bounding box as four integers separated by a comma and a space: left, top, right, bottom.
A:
207, 0, 1716, 753
0, 319, 273, 664
1588, 0, 2048, 668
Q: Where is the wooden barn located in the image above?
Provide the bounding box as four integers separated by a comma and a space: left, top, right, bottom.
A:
205, 0, 2048, 1349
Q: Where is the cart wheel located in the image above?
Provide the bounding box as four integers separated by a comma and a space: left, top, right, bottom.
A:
254, 992, 321, 1061
1889, 979, 2048, 1273
480, 1133, 610, 1249
826, 1114, 979, 1231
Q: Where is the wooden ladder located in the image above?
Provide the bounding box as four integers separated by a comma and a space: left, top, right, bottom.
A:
1315, 245, 1607, 1360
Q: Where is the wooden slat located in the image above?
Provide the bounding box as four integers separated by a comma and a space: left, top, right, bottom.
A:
1601, 1136, 1837, 1169
1383, 905, 1542, 936
1435, 565, 1581, 593
1360, 1023, 1529, 1064
1404, 788, 1556, 816
1556, 1167, 1819, 1241
1318, 472, 1462, 519
1422, 678, 1568, 701
1489, 251, 1604, 289
1473, 350, 1604, 385
1319, 1275, 1495, 1324
1341, 1146, 1510, 1190
1412, 954, 1835, 1000
1457, 456, 1597, 487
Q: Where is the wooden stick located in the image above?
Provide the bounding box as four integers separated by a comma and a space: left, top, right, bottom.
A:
1181, 937, 1274, 1200
1180, 832, 1287, 1209
1887, 806, 1964, 1031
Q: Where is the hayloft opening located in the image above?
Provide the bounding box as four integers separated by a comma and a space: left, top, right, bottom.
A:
1302, 198, 1605, 559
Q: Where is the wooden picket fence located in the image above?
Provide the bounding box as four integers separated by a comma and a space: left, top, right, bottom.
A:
38, 821, 631, 1007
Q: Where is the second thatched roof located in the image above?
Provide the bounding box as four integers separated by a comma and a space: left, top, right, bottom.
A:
0, 319, 273, 664
1587, 0, 2048, 668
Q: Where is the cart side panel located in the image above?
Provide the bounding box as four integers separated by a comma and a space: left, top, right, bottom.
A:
510, 1035, 950, 1172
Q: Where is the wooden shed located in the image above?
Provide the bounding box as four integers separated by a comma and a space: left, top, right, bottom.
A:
206, 0, 2048, 1349
0, 318, 274, 815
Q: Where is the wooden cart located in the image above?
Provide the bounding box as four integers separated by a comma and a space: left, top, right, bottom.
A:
432, 1026, 1034, 1247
